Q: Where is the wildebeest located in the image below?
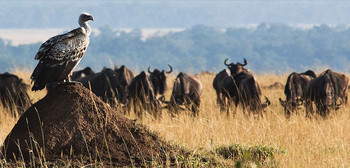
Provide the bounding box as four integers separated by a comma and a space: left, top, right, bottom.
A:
306, 72, 337, 117
168, 72, 203, 116
114, 65, 134, 103
238, 74, 270, 113
306, 69, 349, 117
46, 67, 95, 93
279, 70, 316, 117
220, 60, 270, 116
115, 65, 134, 86
213, 69, 230, 108
221, 72, 270, 115
75, 68, 122, 106
323, 69, 349, 105
213, 58, 250, 110
0, 72, 31, 114
128, 71, 161, 119
148, 64, 173, 99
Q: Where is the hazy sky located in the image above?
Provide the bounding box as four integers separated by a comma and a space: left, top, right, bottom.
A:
1, 1, 350, 28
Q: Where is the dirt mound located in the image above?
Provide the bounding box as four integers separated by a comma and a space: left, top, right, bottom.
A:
1, 84, 186, 166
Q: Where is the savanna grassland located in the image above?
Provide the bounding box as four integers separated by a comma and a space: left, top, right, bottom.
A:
1, 69, 350, 167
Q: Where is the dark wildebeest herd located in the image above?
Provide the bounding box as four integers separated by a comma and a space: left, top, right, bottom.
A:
278, 69, 349, 118
0, 73, 31, 114
1, 58, 349, 118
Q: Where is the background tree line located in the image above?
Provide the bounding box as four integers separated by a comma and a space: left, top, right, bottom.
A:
1, 23, 350, 74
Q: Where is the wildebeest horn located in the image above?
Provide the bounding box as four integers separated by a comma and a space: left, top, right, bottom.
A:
262, 96, 271, 108
237, 58, 248, 66
279, 98, 284, 103
279, 98, 287, 107
224, 58, 230, 66
166, 64, 173, 74
265, 96, 271, 106
148, 66, 152, 74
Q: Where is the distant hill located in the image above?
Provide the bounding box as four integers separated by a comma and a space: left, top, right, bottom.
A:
1, 24, 350, 74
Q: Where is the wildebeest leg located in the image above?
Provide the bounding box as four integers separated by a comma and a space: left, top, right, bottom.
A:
255, 100, 264, 118
156, 103, 162, 120
191, 99, 200, 117
191, 105, 197, 117
243, 105, 247, 116
219, 93, 226, 111
221, 96, 227, 113
216, 90, 221, 106
285, 107, 291, 118
305, 100, 313, 118
344, 95, 348, 105
316, 100, 327, 117
226, 99, 232, 117
226, 101, 229, 117
219, 93, 224, 108
317, 102, 325, 118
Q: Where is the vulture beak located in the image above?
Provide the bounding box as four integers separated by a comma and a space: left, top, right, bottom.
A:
90, 16, 94, 21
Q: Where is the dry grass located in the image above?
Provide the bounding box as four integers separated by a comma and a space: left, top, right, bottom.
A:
1, 69, 350, 167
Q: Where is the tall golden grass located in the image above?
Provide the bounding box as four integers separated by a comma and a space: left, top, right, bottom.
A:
1, 69, 350, 167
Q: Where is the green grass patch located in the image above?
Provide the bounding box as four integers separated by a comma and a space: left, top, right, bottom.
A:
215, 144, 285, 167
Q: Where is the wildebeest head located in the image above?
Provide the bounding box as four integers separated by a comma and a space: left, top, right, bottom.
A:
148, 64, 173, 97
279, 97, 303, 116
224, 58, 248, 76
280, 72, 304, 116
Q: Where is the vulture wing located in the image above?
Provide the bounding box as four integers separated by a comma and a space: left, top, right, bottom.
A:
31, 27, 89, 91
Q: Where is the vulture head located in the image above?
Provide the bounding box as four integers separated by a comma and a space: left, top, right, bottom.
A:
79, 12, 94, 23
79, 12, 94, 35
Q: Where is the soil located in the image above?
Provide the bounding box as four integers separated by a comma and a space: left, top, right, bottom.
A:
1, 84, 187, 167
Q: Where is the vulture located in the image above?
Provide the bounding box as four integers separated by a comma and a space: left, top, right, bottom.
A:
31, 12, 94, 91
